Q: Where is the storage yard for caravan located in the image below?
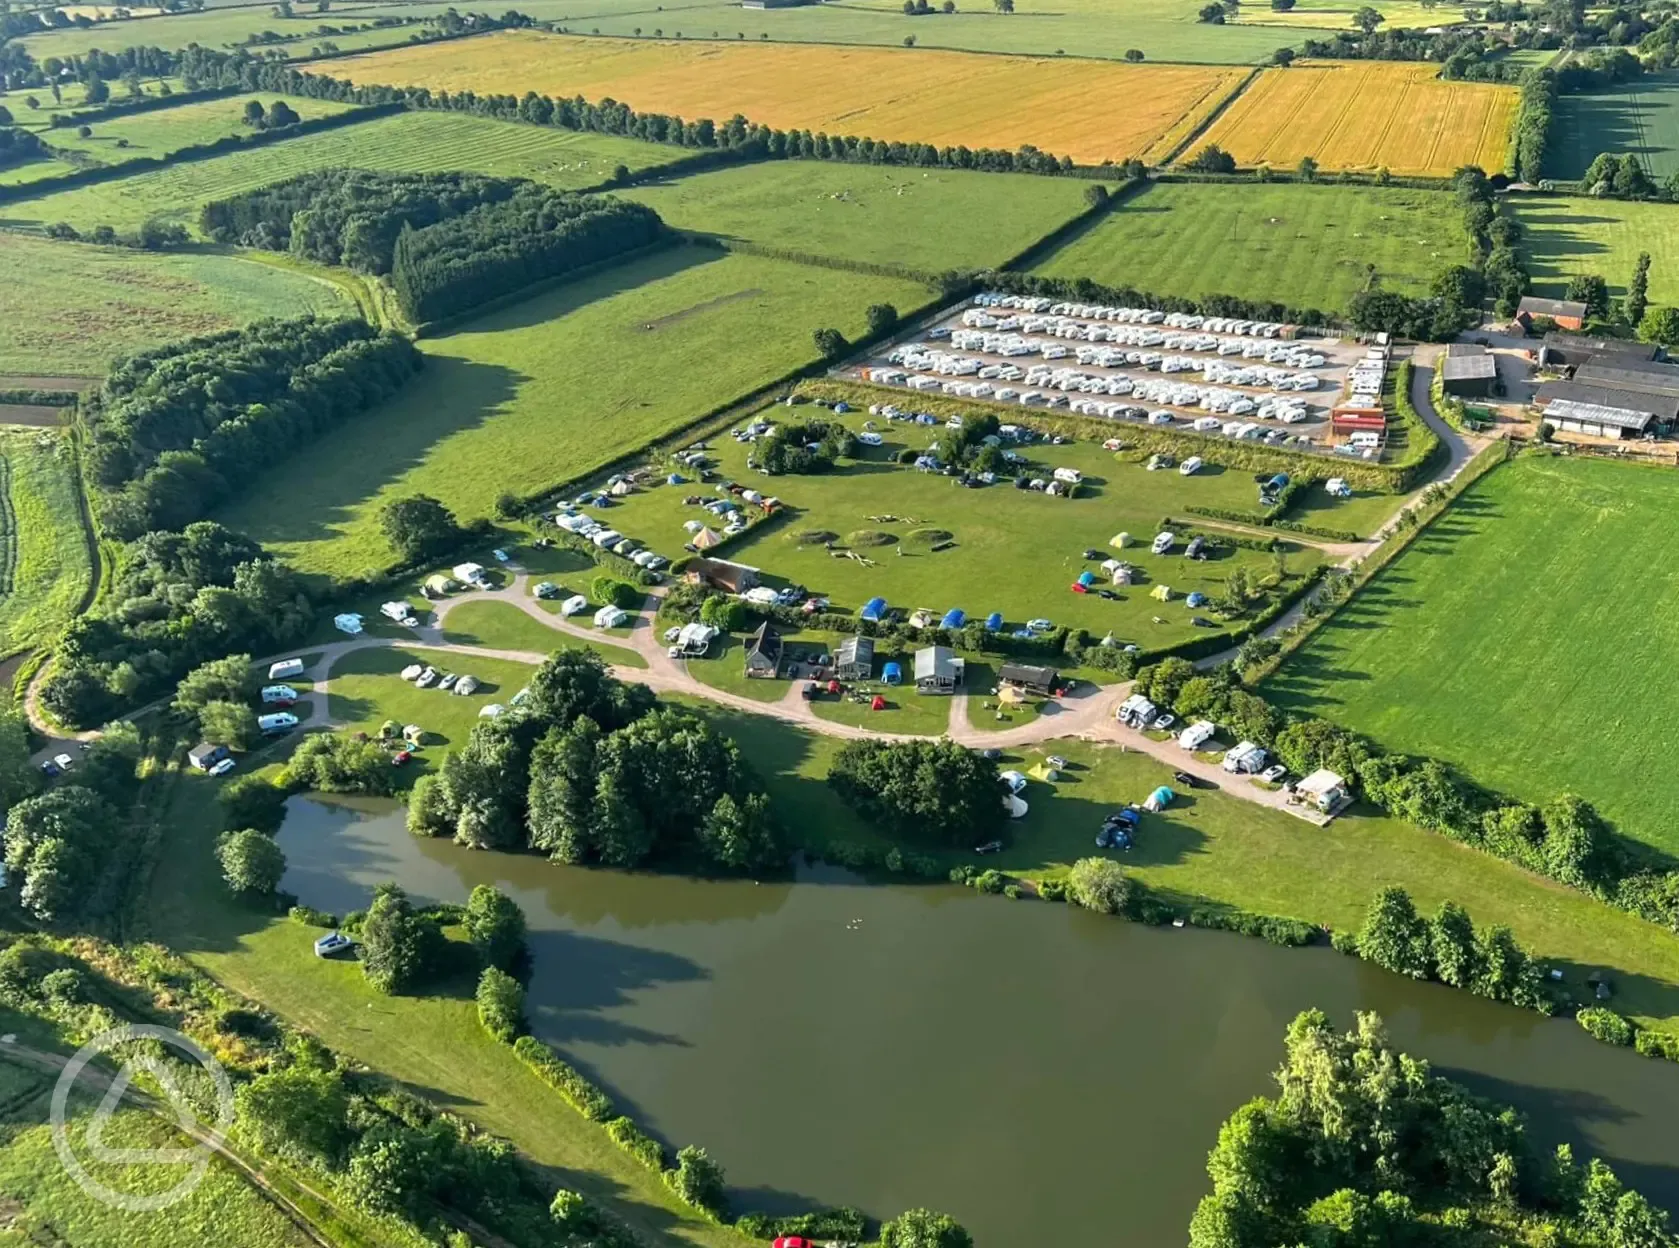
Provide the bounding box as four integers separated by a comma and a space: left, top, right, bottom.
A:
1188, 61, 1517, 176
0, 230, 350, 375
1266, 453, 1679, 857
1030, 181, 1469, 312
316, 32, 1252, 165
851, 292, 1385, 459
214, 248, 929, 577
621, 161, 1092, 273
1548, 70, 1679, 183
0, 110, 682, 235
1513, 195, 1679, 306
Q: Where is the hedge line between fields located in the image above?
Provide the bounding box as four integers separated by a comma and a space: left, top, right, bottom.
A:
0, 103, 404, 206
1183, 504, 1360, 543
0, 389, 78, 407
41, 84, 242, 129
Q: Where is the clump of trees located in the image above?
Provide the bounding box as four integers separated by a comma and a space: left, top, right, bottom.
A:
1354, 886, 1549, 1011
241, 98, 300, 129
827, 738, 1002, 846
407, 649, 781, 871
379, 494, 465, 564
1187, 1009, 1672, 1248
757, 418, 854, 474
1183, 144, 1236, 173
83, 316, 423, 540
202, 169, 666, 322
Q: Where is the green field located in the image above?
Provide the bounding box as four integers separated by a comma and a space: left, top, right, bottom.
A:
0, 1091, 317, 1248
38, 92, 356, 167
0, 111, 682, 235
1512, 193, 1679, 305
441, 598, 649, 667
624, 160, 1091, 273
0, 231, 350, 374
215, 248, 929, 577
13, 6, 433, 57
1032, 181, 1468, 312
1548, 70, 1679, 183
1266, 453, 1679, 858
0, 429, 94, 655
557, 409, 1335, 649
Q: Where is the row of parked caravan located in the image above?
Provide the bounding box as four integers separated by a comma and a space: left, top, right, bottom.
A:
889, 345, 1321, 395
553, 510, 668, 571
968, 291, 1296, 339
948, 324, 1325, 370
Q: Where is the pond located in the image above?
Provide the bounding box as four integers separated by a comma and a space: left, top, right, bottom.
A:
279, 795, 1679, 1243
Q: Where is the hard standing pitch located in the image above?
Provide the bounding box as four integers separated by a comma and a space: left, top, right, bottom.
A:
1187, 61, 1517, 176
315, 31, 1250, 166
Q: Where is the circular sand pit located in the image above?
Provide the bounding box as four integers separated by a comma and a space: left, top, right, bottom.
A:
845, 530, 898, 548
903, 527, 954, 549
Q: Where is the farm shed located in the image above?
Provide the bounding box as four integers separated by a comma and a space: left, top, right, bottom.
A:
913, 645, 964, 694
834, 635, 875, 680
1516, 297, 1588, 332
1539, 398, 1658, 440
1440, 347, 1498, 398
1538, 333, 1658, 370
685, 557, 760, 594
745, 621, 783, 678
998, 663, 1059, 696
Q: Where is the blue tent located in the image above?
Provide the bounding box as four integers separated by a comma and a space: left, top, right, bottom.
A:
861, 596, 888, 623
940, 608, 966, 630
667, 473, 686, 486
881, 661, 903, 686
1148, 786, 1174, 810
984, 611, 1004, 631
1186, 591, 1208, 608
1077, 571, 1096, 587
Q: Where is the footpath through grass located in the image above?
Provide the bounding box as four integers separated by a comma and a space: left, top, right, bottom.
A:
214, 247, 929, 578
1266, 452, 1679, 859
1032, 180, 1468, 312
0, 231, 350, 375
0, 429, 94, 655
623, 160, 1091, 273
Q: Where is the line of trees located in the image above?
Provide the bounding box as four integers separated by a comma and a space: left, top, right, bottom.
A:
82, 316, 423, 540
1189, 1009, 1674, 1248
407, 648, 781, 870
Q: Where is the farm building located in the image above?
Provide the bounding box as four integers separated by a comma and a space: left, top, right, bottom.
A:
998, 663, 1059, 696
1538, 333, 1659, 370
1536, 354, 1679, 438
1539, 399, 1658, 440
1440, 344, 1498, 398
914, 645, 964, 694
1516, 297, 1588, 332
834, 635, 875, 680
745, 620, 783, 678
686, 557, 761, 594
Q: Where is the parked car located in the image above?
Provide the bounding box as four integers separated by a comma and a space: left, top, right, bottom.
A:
208, 757, 237, 777
1190, 616, 1216, 629
438, 673, 458, 691
1260, 764, 1288, 783
415, 667, 438, 688
973, 840, 1003, 855
1154, 714, 1175, 730
53, 752, 73, 772
40, 759, 60, 778
1173, 770, 1209, 790
313, 932, 354, 959
980, 748, 1002, 761
392, 750, 412, 766
1046, 755, 1068, 770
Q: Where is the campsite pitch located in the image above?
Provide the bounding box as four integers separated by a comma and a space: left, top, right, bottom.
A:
1188, 60, 1516, 177
316, 31, 1250, 165
1266, 453, 1679, 857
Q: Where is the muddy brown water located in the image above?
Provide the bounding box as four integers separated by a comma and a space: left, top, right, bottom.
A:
279, 796, 1679, 1244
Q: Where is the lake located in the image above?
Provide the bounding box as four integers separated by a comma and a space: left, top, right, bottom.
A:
279, 795, 1679, 1243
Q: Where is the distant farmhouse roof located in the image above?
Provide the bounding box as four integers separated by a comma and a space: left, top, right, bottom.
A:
1518, 296, 1588, 321
1536, 379, 1679, 423
1542, 332, 1657, 361
1573, 358, 1679, 399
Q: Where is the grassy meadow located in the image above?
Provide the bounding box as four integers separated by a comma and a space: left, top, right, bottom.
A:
1548, 70, 1679, 182
551, 409, 1334, 649
0, 429, 94, 655
1512, 193, 1679, 305
1265, 453, 1679, 858
0, 1091, 318, 1248
0, 111, 681, 235
0, 232, 350, 375
1190, 60, 1517, 176
214, 247, 929, 577
13, 6, 431, 58
623, 160, 1091, 272
1232, 0, 1467, 26
1032, 180, 1467, 310
37, 91, 356, 166
441, 599, 649, 668
319, 31, 1251, 164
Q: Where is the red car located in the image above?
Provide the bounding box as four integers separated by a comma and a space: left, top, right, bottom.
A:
392, 750, 412, 766
773, 1239, 813, 1248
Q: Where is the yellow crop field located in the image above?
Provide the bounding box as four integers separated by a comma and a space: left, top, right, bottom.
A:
1189, 61, 1516, 176
316, 31, 1248, 165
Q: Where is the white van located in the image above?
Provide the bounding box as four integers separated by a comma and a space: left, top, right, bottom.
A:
1151, 531, 1175, 555
258, 712, 299, 735
267, 658, 304, 680
857, 431, 884, 446
261, 685, 298, 705
1347, 430, 1381, 450
1179, 456, 1203, 476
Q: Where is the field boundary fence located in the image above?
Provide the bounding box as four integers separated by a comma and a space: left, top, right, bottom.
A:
993, 175, 1147, 273
687, 233, 944, 286
1153, 66, 1262, 167
1246, 435, 1513, 686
